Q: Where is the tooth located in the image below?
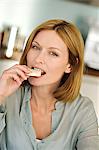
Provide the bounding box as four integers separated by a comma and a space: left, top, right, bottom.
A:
34, 68, 41, 71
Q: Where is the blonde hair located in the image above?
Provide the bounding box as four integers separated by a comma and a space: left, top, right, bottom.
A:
20, 19, 84, 103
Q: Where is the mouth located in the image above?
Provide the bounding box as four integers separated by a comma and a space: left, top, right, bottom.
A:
32, 67, 46, 76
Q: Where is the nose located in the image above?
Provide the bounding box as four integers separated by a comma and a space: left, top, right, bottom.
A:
35, 49, 45, 64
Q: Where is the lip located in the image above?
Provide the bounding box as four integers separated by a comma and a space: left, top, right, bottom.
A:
30, 71, 46, 78
31, 66, 46, 75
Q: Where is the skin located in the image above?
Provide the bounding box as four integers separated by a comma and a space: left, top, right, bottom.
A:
26, 30, 71, 113
0, 29, 71, 139
0, 64, 31, 103
26, 30, 71, 139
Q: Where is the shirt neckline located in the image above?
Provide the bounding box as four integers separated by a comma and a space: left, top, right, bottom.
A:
23, 84, 65, 111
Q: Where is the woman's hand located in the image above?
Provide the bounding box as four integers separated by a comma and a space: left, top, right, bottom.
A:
0, 64, 30, 104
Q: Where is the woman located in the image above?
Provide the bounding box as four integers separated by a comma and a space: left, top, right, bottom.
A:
0, 19, 99, 150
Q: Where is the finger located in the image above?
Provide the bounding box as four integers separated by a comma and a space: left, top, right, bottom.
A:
13, 64, 31, 74
3, 65, 30, 81
8, 73, 22, 85
6, 67, 28, 81
12, 68, 28, 80
1, 70, 25, 86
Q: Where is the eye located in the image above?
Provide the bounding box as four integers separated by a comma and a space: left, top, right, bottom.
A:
50, 51, 59, 57
31, 44, 40, 50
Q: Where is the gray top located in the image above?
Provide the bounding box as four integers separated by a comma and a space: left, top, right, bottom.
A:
0, 85, 99, 150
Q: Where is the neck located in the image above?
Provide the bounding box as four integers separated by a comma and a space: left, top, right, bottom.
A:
30, 85, 57, 114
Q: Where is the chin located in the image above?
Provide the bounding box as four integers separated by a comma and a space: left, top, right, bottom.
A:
28, 76, 61, 87
28, 78, 42, 86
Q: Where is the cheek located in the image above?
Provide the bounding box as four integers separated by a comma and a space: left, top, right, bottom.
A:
47, 65, 65, 84
49, 62, 66, 75
26, 52, 33, 66
26, 52, 30, 61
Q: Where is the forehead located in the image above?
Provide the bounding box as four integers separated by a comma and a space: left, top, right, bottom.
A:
33, 30, 67, 50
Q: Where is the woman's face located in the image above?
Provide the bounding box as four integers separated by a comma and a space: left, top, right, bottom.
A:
26, 30, 71, 87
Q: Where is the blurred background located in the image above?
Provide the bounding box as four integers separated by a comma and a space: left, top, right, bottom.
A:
0, 0, 99, 59
0, 0, 99, 127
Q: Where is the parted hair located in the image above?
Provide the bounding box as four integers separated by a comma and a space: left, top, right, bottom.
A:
20, 19, 84, 103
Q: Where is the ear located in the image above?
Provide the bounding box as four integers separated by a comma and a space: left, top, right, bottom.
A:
64, 64, 72, 73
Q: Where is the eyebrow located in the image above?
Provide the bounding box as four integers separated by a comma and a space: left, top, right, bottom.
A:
32, 41, 40, 46
33, 40, 61, 52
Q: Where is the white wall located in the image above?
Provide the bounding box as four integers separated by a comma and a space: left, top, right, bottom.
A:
0, 0, 98, 36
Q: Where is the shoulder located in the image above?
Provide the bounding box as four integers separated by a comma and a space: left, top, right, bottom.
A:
70, 94, 95, 113
77, 95, 98, 124
65, 94, 98, 124
5, 84, 31, 110
76, 95, 96, 118
4, 86, 25, 110
79, 95, 96, 115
